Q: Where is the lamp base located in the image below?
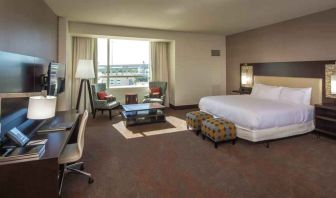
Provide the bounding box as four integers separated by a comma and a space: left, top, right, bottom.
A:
76, 79, 94, 114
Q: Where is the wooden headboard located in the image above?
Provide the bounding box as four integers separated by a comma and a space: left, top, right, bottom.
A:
241, 60, 335, 104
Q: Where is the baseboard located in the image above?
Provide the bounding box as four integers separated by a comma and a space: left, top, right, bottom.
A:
169, 104, 198, 110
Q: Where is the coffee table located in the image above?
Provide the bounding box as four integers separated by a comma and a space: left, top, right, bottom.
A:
121, 103, 166, 126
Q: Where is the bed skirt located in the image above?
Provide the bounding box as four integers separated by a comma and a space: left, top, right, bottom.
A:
236, 121, 315, 142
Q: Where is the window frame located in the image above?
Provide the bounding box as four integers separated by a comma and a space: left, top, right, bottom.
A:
97, 38, 150, 89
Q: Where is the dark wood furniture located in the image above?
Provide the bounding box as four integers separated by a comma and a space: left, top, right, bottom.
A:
232, 87, 252, 95
121, 103, 166, 126
125, 93, 138, 104
0, 110, 80, 198
315, 104, 336, 137
0, 51, 50, 93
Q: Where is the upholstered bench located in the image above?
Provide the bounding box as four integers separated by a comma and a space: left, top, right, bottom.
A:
201, 118, 236, 148
186, 111, 213, 135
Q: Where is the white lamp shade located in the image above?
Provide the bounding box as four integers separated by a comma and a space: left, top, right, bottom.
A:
331, 75, 336, 94
27, 96, 57, 119
75, 59, 95, 79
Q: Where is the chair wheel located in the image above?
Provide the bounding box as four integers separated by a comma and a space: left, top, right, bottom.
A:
88, 177, 94, 184
80, 164, 85, 170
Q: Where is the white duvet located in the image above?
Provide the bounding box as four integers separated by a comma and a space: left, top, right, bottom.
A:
199, 95, 314, 131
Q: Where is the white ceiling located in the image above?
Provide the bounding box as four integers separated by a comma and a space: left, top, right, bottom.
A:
44, 0, 336, 35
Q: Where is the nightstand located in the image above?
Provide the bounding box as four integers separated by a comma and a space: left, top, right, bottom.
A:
232, 87, 252, 95
315, 104, 336, 137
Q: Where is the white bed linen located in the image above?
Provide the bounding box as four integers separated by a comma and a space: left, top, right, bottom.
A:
199, 95, 314, 131
236, 121, 314, 142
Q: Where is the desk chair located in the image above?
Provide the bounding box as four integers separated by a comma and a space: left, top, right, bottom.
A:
58, 110, 93, 195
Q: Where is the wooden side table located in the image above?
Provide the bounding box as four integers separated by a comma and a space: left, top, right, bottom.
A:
125, 93, 138, 104
315, 104, 336, 137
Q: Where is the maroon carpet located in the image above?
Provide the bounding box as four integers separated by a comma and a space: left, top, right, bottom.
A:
61, 108, 336, 198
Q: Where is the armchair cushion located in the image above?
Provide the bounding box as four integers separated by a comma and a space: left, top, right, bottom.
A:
149, 87, 161, 98
143, 98, 163, 104
97, 91, 107, 100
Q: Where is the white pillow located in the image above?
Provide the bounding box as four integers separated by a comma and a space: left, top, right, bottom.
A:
279, 87, 312, 105
279, 87, 306, 105
251, 84, 282, 100
298, 87, 312, 105
251, 84, 261, 96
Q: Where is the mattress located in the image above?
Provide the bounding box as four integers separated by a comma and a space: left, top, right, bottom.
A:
199, 95, 315, 142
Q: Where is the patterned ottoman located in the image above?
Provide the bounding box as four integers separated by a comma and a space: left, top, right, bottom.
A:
186, 111, 213, 135
201, 118, 236, 148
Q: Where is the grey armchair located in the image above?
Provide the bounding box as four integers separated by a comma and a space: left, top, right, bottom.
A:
143, 81, 168, 105
91, 83, 120, 120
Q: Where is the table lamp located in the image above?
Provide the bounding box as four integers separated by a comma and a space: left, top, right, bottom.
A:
75, 59, 95, 112
27, 94, 57, 120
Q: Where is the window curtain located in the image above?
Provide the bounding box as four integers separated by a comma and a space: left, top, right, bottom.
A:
71, 37, 98, 112
151, 42, 170, 106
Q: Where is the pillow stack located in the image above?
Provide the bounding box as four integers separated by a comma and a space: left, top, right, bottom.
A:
251, 83, 312, 105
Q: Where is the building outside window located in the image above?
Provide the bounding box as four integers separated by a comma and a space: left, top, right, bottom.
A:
97, 38, 150, 88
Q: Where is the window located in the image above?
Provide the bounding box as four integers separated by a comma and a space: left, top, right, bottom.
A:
97, 38, 150, 88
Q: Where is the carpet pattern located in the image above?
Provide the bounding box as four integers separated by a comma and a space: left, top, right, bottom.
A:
61, 108, 336, 198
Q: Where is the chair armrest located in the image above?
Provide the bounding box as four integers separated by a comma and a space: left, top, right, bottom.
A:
105, 96, 116, 103
95, 100, 108, 108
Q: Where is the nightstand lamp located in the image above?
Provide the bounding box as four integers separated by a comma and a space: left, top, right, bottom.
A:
325, 63, 336, 100
236, 64, 253, 94
27, 95, 57, 120
331, 75, 336, 94
241, 65, 253, 88
75, 59, 95, 112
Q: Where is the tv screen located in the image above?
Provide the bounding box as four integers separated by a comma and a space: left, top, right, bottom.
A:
48, 62, 66, 96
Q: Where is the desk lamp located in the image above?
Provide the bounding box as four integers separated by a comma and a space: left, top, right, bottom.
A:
27, 91, 57, 120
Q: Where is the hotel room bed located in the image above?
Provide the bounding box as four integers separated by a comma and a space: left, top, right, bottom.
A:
199, 95, 315, 142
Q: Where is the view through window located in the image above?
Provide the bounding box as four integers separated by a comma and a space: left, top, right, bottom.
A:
97, 38, 150, 88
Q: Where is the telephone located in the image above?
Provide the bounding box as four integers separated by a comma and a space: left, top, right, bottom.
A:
6, 127, 29, 147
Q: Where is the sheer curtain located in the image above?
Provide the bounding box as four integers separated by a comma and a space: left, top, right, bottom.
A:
151, 41, 170, 106
71, 37, 97, 111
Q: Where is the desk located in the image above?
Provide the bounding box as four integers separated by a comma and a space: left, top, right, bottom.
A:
0, 110, 79, 198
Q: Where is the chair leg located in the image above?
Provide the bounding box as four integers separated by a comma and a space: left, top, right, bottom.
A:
93, 109, 96, 119
101, 110, 104, 115
232, 139, 236, 145
58, 164, 66, 196
67, 167, 91, 177
109, 110, 112, 120
67, 161, 84, 170
214, 142, 218, 149
67, 167, 94, 184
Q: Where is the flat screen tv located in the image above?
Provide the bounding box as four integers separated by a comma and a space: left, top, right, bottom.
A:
48, 62, 66, 96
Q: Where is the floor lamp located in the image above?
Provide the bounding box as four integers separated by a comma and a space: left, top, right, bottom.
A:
75, 59, 95, 113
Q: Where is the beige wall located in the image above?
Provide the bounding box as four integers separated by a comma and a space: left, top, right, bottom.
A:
68, 22, 226, 106
226, 8, 336, 93
0, 0, 58, 60
57, 17, 72, 111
